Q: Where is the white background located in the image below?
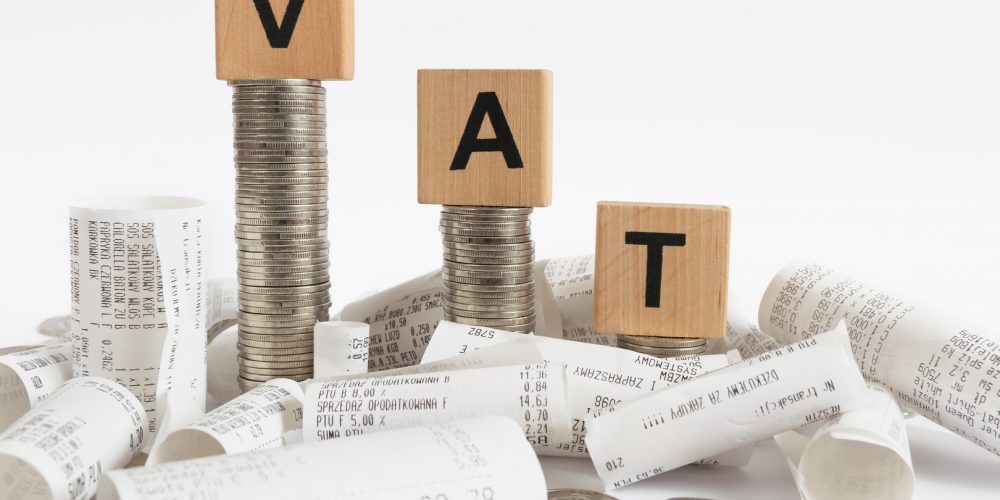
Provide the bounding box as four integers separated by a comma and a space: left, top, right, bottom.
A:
1, 1, 999, 498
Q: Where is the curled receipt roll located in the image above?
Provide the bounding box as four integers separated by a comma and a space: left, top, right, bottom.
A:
759, 262, 1000, 457
585, 328, 869, 490
148, 378, 304, 464
0, 377, 147, 500
99, 416, 547, 500
69, 197, 207, 446
728, 319, 914, 500
0, 339, 73, 431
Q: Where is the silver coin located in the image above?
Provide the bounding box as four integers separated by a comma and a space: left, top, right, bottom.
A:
237, 177, 328, 187
443, 305, 535, 318
443, 254, 534, 266
239, 310, 328, 322
239, 332, 313, 344
616, 335, 708, 348
238, 358, 314, 370
441, 235, 534, 245
240, 282, 330, 294
237, 346, 314, 357
615, 340, 708, 357
443, 299, 535, 312
443, 292, 534, 305
443, 281, 535, 294
239, 365, 314, 377
238, 325, 317, 336
547, 489, 619, 500
445, 314, 537, 327
236, 238, 330, 250
235, 162, 327, 170
439, 218, 530, 227
443, 261, 534, 272
441, 242, 534, 253
237, 337, 314, 349
239, 372, 311, 384
442, 274, 533, 286
439, 226, 531, 237
441, 206, 533, 216
440, 213, 529, 223
239, 351, 314, 363
240, 303, 331, 316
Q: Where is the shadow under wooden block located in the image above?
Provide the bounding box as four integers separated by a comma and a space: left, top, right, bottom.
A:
595, 201, 731, 339
418, 69, 552, 207
215, 0, 354, 80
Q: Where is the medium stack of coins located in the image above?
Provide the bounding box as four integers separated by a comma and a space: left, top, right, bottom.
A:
440, 206, 536, 333
231, 79, 331, 392
616, 335, 707, 358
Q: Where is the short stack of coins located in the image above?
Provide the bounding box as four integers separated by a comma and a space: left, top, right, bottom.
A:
232, 79, 331, 392
616, 335, 707, 358
440, 206, 536, 333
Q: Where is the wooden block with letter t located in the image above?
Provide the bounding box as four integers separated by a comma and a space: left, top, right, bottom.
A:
594, 202, 731, 339
418, 69, 552, 207
215, 0, 354, 80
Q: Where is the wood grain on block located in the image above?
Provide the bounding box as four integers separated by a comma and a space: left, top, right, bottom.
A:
418, 69, 552, 207
215, 0, 355, 80
594, 202, 730, 339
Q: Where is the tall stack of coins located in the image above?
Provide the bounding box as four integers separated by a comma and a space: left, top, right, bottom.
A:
616, 335, 707, 358
440, 206, 536, 333
231, 79, 331, 391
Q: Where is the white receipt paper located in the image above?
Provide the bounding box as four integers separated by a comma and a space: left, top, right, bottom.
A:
313, 321, 369, 379
69, 197, 207, 446
305, 362, 570, 449
0, 339, 73, 431
727, 320, 914, 500
99, 416, 546, 500
775, 384, 913, 500
759, 262, 1000, 457
422, 321, 734, 460
585, 328, 869, 489
148, 378, 303, 464
0, 377, 147, 500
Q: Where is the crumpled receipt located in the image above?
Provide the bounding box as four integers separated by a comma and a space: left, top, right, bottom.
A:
585, 327, 869, 490
99, 416, 547, 500
758, 262, 1000, 458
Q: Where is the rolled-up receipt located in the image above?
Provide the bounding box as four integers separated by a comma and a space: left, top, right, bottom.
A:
585, 328, 869, 489
305, 362, 570, 448
147, 378, 303, 464
422, 321, 736, 461
0, 377, 147, 500
69, 197, 207, 446
0, 338, 73, 430
775, 384, 913, 500
727, 319, 914, 499
99, 416, 547, 500
759, 262, 1000, 457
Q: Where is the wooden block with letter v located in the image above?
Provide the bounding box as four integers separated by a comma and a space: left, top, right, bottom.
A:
215, 0, 355, 80
418, 69, 552, 207
594, 201, 731, 339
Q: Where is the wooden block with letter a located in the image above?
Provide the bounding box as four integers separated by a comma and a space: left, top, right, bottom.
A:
594, 201, 731, 339
418, 69, 552, 207
215, 0, 354, 80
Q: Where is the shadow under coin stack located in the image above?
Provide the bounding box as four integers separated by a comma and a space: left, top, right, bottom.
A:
232, 79, 331, 391
440, 206, 536, 333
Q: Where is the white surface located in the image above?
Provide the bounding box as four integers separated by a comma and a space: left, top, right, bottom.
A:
1, 0, 999, 498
